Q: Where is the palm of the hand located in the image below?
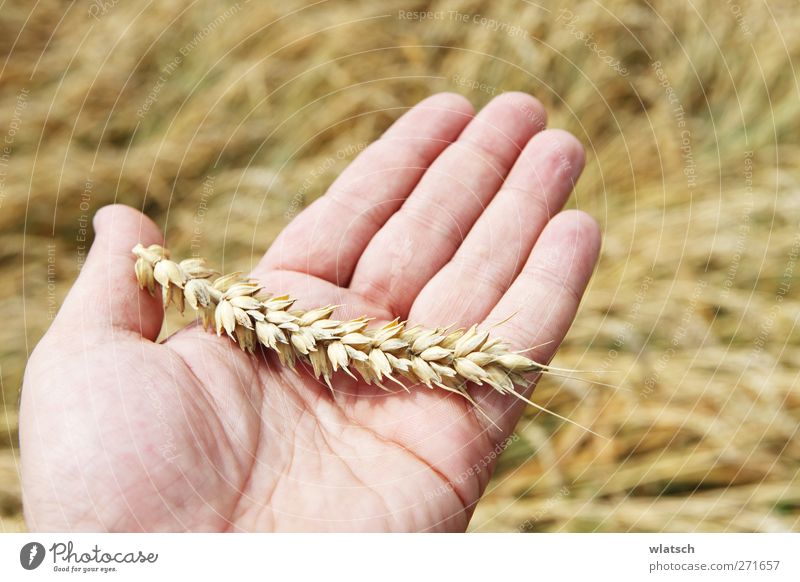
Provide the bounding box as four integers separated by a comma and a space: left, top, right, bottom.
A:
136, 270, 484, 532
23, 268, 483, 531
22, 92, 600, 532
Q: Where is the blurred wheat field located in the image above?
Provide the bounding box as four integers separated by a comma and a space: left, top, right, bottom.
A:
2, 0, 799, 531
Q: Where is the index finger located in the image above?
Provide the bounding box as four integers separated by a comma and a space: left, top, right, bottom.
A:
255, 93, 474, 285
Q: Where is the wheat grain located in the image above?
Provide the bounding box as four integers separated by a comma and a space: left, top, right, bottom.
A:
132, 242, 553, 413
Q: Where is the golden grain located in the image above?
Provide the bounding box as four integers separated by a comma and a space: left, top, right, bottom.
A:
133, 243, 546, 407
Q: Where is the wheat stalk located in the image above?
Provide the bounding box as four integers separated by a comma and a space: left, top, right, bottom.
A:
132, 242, 576, 423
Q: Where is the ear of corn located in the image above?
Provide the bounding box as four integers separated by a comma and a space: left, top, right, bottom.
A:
132, 243, 544, 404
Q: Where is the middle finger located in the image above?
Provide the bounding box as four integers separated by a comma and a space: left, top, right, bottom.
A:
348, 92, 547, 319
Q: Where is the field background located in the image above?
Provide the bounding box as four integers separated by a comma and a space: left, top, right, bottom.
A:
2, 0, 799, 531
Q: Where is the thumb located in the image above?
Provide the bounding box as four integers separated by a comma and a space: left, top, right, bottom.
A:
54, 204, 165, 341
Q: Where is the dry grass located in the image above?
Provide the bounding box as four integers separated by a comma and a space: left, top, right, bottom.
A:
133, 243, 568, 426
2, 0, 800, 532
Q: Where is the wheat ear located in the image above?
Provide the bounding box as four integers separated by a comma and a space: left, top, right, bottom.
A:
132, 243, 551, 411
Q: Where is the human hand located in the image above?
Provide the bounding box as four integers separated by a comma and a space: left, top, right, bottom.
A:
21, 92, 600, 531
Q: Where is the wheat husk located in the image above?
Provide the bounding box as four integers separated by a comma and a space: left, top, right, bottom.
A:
133, 243, 548, 408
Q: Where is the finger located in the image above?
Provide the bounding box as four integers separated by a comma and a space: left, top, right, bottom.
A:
476, 210, 601, 436
255, 93, 475, 284
349, 92, 547, 318
52, 204, 165, 341
410, 129, 585, 327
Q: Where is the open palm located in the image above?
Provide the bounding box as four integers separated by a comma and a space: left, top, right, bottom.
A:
21, 92, 600, 532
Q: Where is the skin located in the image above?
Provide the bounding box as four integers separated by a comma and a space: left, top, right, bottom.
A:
20, 92, 600, 532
